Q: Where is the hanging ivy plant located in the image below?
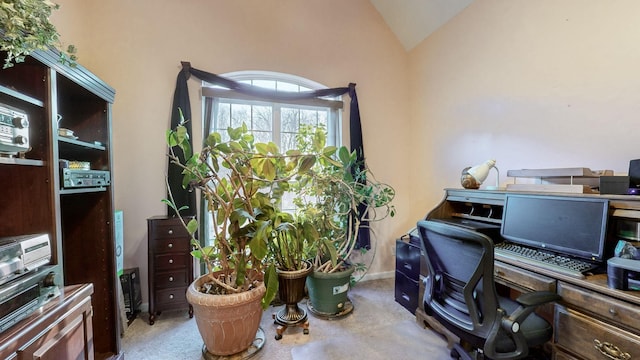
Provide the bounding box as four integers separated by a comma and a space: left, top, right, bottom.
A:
0, 0, 77, 69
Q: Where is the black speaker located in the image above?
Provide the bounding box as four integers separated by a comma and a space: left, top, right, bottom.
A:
630, 159, 640, 188
600, 176, 630, 195
120, 267, 142, 320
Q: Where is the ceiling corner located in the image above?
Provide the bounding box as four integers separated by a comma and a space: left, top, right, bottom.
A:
370, 0, 474, 51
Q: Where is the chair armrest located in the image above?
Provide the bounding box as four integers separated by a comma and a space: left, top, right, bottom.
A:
515, 291, 561, 308
485, 292, 561, 359
509, 291, 561, 325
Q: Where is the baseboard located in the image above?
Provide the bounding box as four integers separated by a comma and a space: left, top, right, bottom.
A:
136, 272, 394, 314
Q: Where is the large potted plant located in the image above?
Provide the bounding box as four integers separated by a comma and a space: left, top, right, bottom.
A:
0, 0, 77, 68
165, 120, 322, 355
292, 126, 396, 318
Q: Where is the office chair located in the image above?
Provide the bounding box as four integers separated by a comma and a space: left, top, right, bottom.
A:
417, 220, 561, 360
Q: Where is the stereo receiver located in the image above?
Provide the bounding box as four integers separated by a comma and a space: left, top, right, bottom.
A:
0, 265, 58, 333
0, 233, 51, 286
62, 169, 111, 188
0, 104, 29, 155
0, 234, 57, 333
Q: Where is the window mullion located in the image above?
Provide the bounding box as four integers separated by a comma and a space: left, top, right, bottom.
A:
273, 103, 281, 146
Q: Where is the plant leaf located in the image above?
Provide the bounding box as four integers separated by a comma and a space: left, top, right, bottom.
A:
298, 155, 316, 174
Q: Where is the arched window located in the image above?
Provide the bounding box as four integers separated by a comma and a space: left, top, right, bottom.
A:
199, 71, 344, 239
202, 71, 343, 150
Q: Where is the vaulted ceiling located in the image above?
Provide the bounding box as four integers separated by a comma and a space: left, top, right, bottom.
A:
370, 0, 474, 51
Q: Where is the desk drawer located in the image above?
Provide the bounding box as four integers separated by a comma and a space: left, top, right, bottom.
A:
558, 282, 640, 332
494, 261, 556, 292
554, 305, 640, 360
552, 349, 579, 360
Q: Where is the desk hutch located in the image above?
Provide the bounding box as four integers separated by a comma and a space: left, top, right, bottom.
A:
0, 50, 121, 359
399, 188, 640, 360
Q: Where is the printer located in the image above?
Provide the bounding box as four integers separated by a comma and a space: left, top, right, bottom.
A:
607, 218, 640, 290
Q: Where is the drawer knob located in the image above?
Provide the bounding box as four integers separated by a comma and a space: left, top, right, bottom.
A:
168, 229, 174, 235
169, 276, 174, 282
169, 294, 174, 299
168, 243, 173, 249
594, 339, 631, 360
609, 307, 618, 316
168, 259, 174, 264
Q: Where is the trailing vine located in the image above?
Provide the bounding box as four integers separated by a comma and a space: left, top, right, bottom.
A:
0, 0, 77, 68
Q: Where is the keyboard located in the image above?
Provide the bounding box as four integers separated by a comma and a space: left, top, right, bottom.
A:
494, 243, 597, 279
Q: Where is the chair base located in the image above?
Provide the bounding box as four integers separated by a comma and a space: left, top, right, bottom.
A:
450, 343, 477, 360
450, 342, 552, 360
416, 307, 460, 349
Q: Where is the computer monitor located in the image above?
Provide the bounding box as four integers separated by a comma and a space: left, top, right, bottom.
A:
501, 194, 609, 262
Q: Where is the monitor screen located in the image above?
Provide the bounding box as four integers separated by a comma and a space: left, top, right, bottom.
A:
501, 194, 609, 262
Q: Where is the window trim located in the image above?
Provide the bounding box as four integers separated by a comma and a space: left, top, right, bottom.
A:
201, 71, 344, 148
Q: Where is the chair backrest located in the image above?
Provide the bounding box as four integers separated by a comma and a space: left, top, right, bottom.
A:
417, 219, 499, 340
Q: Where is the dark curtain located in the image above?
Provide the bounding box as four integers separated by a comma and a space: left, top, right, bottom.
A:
168, 61, 369, 249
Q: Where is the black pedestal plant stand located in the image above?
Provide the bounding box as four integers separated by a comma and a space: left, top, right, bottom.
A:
273, 261, 313, 340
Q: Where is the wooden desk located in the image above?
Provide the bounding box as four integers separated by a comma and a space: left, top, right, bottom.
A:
415, 188, 640, 360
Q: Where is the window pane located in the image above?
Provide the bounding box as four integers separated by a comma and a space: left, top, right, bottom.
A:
252, 79, 276, 90
219, 131, 230, 143
280, 133, 297, 152
281, 191, 296, 212
300, 109, 317, 126
253, 131, 272, 144
318, 110, 328, 128
277, 82, 298, 92
282, 108, 299, 131
216, 103, 231, 130
252, 105, 272, 131
231, 104, 251, 128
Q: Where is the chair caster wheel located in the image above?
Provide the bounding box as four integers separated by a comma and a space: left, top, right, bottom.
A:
275, 333, 282, 340
303, 329, 309, 335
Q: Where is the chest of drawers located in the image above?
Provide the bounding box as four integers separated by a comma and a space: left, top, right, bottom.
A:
147, 215, 194, 325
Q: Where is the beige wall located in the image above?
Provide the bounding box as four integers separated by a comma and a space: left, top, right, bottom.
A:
50, 0, 640, 308
51, 0, 412, 305
409, 0, 640, 214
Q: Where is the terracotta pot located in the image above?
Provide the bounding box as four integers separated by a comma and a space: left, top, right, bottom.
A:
186, 273, 266, 356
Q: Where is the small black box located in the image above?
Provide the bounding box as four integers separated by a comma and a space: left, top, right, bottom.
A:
120, 268, 142, 320
600, 176, 630, 195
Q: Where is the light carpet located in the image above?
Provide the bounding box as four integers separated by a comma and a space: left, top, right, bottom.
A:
122, 277, 450, 359
291, 319, 449, 360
